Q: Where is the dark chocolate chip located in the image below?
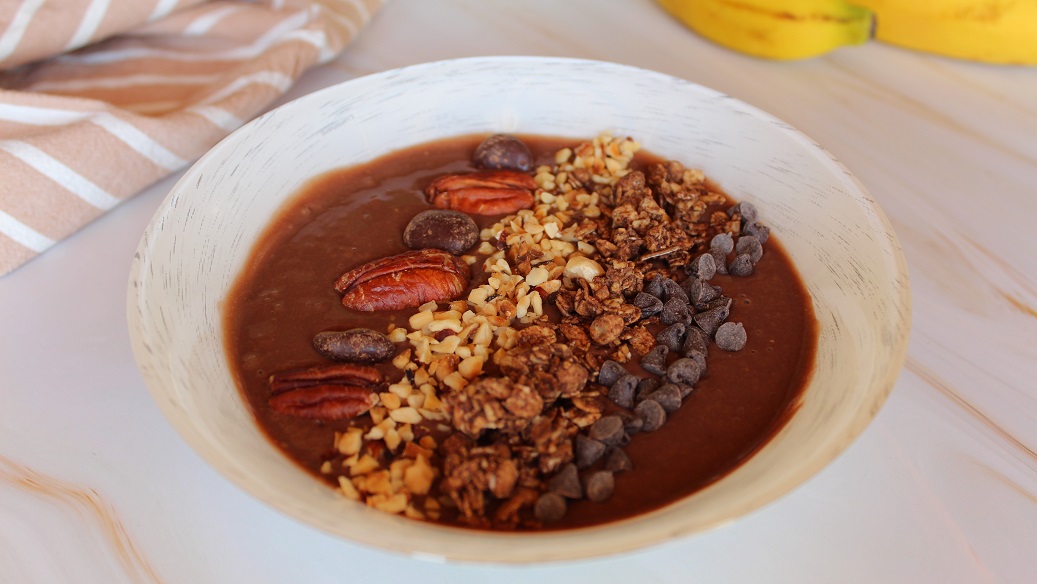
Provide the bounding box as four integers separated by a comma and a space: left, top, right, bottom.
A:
645, 274, 665, 298
660, 297, 692, 325
534, 492, 567, 523
667, 357, 703, 386
694, 305, 730, 336
710, 233, 734, 255
711, 249, 729, 275
604, 448, 633, 473
635, 377, 659, 402
640, 345, 669, 376
624, 414, 644, 434
676, 382, 696, 398
575, 435, 607, 469
583, 471, 616, 502
683, 350, 707, 373
634, 399, 667, 432
698, 296, 733, 312
662, 278, 689, 304
681, 276, 701, 299
696, 281, 721, 304
682, 325, 709, 356
589, 415, 625, 447
633, 292, 663, 318
403, 209, 480, 255
735, 235, 763, 263
473, 133, 534, 172
729, 253, 755, 277
548, 463, 583, 499
608, 374, 639, 409
598, 359, 627, 387
656, 322, 686, 352
715, 321, 748, 351
694, 253, 717, 281
730, 202, 758, 225
648, 384, 683, 413
742, 222, 770, 244
312, 328, 395, 363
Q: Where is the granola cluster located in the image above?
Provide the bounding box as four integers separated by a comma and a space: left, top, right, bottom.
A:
310, 132, 768, 528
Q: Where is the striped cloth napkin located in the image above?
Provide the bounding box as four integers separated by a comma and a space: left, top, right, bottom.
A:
0, 0, 382, 276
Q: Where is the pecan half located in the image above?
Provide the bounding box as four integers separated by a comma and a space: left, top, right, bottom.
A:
334, 248, 470, 311
425, 170, 536, 215
268, 363, 382, 420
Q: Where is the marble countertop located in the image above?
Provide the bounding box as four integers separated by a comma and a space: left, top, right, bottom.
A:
2, 1, 1035, 582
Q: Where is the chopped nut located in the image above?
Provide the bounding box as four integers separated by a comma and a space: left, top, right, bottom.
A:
563, 256, 604, 281
390, 407, 424, 425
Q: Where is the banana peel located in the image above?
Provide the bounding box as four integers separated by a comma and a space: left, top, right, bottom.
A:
658, 0, 1037, 64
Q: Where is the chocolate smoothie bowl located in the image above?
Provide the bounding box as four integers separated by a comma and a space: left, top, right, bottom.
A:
128, 58, 910, 561
225, 132, 817, 530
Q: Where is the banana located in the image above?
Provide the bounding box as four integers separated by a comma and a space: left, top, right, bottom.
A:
853, 0, 1037, 64
657, 0, 875, 60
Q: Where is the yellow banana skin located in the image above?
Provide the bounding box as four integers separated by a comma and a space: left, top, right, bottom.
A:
853, 0, 1037, 64
657, 0, 875, 60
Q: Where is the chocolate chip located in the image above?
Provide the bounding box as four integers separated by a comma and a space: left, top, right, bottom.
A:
735, 235, 763, 263
640, 345, 669, 376
634, 399, 667, 432
598, 360, 626, 387
730, 202, 758, 225
548, 463, 583, 499
473, 133, 533, 172
656, 322, 686, 352
715, 321, 748, 351
682, 325, 709, 356
694, 253, 717, 281
696, 281, 721, 304
683, 349, 707, 373
608, 374, 638, 408
312, 328, 395, 363
711, 249, 729, 275
648, 384, 683, 413
633, 292, 663, 318
698, 296, 733, 312
660, 297, 692, 325
677, 382, 696, 398
575, 434, 607, 469
604, 448, 633, 473
636, 377, 659, 401
681, 276, 701, 299
645, 274, 665, 298
624, 414, 644, 434
729, 253, 754, 277
589, 415, 625, 447
742, 222, 770, 244
662, 278, 689, 304
535, 492, 567, 523
403, 209, 480, 255
694, 305, 730, 336
710, 233, 734, 255
667, 357, 703, 386
583, 471, 616, 502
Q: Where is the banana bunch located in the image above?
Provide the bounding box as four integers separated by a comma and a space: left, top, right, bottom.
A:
657, 0, 1037, 64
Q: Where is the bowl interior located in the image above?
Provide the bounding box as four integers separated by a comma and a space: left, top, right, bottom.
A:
128, 57, 910, 562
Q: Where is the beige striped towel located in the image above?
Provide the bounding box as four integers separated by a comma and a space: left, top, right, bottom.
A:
0, 0, 382, 276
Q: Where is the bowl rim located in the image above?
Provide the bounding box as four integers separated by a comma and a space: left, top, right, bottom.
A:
127, 55, 911, 563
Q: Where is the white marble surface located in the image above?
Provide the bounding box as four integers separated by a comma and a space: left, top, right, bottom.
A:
1, 0, 1034, 582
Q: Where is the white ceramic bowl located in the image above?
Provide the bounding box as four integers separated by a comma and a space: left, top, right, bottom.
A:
128, 57, 910, 563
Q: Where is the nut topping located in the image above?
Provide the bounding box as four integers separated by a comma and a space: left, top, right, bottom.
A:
425, 170, 536, 215
335, 248, 470, 311
268, 363, 382, 420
